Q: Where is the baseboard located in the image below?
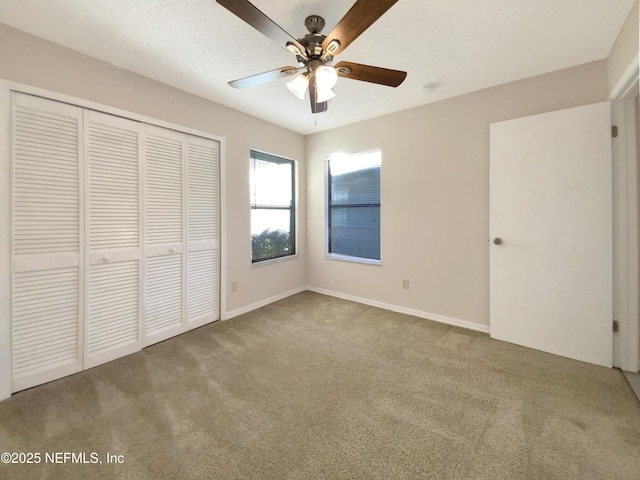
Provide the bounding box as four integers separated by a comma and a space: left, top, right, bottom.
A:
223, 285, 490, 334
306, 286, 490, 333
223, 286, 307, 320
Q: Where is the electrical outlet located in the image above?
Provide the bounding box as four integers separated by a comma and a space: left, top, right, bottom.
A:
231, 281, 238, 292
402, 279, 410, 290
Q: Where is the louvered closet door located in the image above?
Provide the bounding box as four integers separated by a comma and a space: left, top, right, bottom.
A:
85, 110, 142, 368
143, 125, 184, 346
186, 135, 220, 329
11, 93, 83, 392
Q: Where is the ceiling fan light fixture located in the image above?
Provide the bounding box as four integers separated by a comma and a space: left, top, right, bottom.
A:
287, 42, 302, 55
315, 65, 338, 89
287, 74, 309, 100
326, 39, 341, 54
315, 86, 335, 103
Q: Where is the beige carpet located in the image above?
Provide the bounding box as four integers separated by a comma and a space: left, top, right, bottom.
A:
1, 291, 639, 479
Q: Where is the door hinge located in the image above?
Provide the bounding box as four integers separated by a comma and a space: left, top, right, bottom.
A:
613, 320, 619, 332
611, 126, 618, 138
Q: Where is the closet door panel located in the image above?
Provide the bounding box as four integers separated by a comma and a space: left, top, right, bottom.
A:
186, 248, 218, 326
143, 125, 184, 345
145, 126, 183, 246
13, 268, 80, 391
186, 136, 220, 329
11, 93, 82, 391
145, 254, 183, 344
85, 110, 141, 368
88, 113, 140, 251
87, 260, 139, 366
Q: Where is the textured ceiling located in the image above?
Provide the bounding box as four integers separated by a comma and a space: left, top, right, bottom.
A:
0, 0, 635, 134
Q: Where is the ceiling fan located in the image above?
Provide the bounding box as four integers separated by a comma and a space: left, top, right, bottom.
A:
216, 0, 407, 114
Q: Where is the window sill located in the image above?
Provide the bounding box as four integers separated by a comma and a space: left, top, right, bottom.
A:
251, 254, 298, 267
325, 253, 382, 266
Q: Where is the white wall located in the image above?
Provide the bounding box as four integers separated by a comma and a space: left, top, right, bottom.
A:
306, 61, 609, 328
607, 0, 639, 93
0, 23, 307, 316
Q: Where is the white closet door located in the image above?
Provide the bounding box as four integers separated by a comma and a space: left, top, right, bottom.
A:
85, 110, 142, 368
11, 93, 83, 391
143, 125, 184, 345
186, 135, 220, 329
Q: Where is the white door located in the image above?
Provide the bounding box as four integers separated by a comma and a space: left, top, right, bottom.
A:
10, 93, 83, 391
185, 135, 220, 330
143, 125, 184, 346
84, 110, 142, 368
490, 102, 613, 367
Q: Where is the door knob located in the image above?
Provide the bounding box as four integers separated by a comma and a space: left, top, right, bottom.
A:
493, 238, 503, 245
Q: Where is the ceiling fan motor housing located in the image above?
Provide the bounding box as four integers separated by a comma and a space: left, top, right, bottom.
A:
305, 15, 325, 34
295, 15, 333, 66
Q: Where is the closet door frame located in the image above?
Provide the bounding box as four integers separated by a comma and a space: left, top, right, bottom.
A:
0, 85, 11, 401
0, 81, 227, 401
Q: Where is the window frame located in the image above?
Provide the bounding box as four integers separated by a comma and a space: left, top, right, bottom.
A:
325, 150, 382, 266
250, 149, 297, 265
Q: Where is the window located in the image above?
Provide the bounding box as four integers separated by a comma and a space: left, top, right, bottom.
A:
250, 150, 296, 263
327, 150, 381, 264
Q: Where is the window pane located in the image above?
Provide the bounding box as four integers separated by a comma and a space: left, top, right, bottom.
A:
250, 160, 292, 206
329, 207, 380, 260
251, 210, 294, 262
331, 166, 380, 205
251, 209, 291, 236
250, 150, 295, 263
327, 150, 381, 262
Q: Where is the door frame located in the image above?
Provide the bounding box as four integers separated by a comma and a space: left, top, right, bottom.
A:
610, 54, 639, 372
0, 84, 10, 401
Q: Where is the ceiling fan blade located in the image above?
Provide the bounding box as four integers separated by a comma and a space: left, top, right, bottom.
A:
229, 66, 303, 89
335, 61, 407, 87
216, 0, 306, 54
309, 78, 328, 114
322, 0, 399, 56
